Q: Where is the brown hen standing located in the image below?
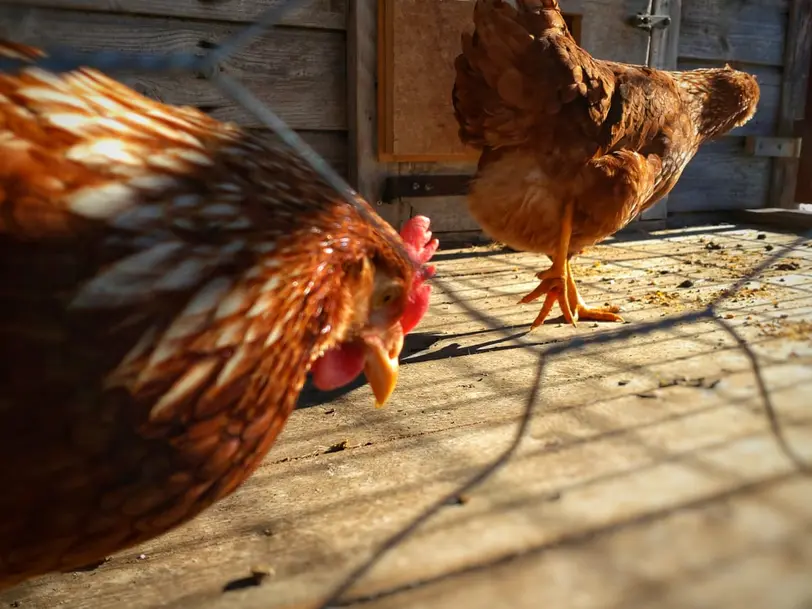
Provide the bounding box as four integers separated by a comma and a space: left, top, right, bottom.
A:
453, 0, 760, 328
0, 40, 437, 588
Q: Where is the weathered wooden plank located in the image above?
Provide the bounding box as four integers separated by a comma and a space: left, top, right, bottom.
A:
678, 0, 787, 67
5, 0, 347, 30
677, 60, 782, 137
397, 134, 773, 227
649, 0, 681, 71
395, 161, 477, 233
254, 129, 349, 178
0, 5, 347, 131
2, 230, 811, 609
668, 139, 771, 211
345, 0, 407, 228
347, 0, 392, 203
408, 196, 482, 234
579, 0, 649, 64
734, 207, 812, 230
409, 200, 668, 236
771, 0, 812, 208
422, 229, 490, 245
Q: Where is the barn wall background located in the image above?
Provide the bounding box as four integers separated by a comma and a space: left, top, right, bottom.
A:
0, 0, 350, 177
0, 0, 804, 239
355, 0, 658, 238
668, 0, 787, 213
352, 0, 803, 240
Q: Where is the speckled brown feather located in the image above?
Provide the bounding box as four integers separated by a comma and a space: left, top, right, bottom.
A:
452, 0, 760, 256
0, 41, 420, 587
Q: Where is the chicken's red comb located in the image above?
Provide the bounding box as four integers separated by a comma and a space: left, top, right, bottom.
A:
400, 215, 438, 281
398, 215, 438, 334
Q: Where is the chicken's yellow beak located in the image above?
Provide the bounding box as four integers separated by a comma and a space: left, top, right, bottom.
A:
362, 324, 404, 408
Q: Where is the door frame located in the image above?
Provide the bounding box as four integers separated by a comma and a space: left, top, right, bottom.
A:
639, 0, 682, 223
773, 0, 812, 208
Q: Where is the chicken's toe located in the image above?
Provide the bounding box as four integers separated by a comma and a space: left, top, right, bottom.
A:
564, 260, 622, 324
521, 273, 575, 329
529, 285, 576, 329
574, 305, 624, 323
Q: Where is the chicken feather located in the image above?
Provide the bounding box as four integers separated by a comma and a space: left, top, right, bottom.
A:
453, 0, 759, 327
0, 40, 437, 586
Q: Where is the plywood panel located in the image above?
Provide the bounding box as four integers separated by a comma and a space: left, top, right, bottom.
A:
378, 0, 583, 162
378, 0, 652, 234
0, 5, 347, 130
408, 196, 482, 233
378, 0, 479, 162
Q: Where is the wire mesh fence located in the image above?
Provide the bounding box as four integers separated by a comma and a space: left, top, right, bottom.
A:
0, 1, 811, 607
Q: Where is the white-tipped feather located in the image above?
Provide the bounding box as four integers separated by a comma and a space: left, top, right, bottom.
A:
149, 358, 220, 422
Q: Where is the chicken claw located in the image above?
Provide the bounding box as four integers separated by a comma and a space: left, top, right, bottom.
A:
519, 269, 576, 331
564, 260, 624, 323
519, 265, 574, 329
518, 200, 576, 329
518, 258, 623, 328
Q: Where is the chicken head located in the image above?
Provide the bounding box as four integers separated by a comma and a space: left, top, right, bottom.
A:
310, 215, 438, 406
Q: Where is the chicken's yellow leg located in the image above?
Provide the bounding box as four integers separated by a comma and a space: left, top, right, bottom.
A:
565, 259, 624, 323
518, 200, 576, 329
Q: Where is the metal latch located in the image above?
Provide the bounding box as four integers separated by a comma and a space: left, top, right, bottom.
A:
745, 136, 803, 159
628, 13, 672, 31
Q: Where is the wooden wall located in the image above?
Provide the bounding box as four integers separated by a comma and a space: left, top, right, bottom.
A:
668, 0, 788, 212
358, 0, 655, 237
352, 0, 803, 239
0, 0, 349, 176
1, 0, 801, 236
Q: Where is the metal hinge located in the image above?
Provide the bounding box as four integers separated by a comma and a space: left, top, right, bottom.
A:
745, 136, 803, 159
628, 12, 672, 31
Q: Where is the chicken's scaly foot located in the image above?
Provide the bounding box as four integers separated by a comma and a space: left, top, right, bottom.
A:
565, 259, 624, 323
519, 273, 575, 329
517, 200, 576, 329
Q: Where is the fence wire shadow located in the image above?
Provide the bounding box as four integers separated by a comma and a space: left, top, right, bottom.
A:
1, 2, 810, 608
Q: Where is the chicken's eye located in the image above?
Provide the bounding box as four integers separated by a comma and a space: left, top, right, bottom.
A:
373, 284, 402, 309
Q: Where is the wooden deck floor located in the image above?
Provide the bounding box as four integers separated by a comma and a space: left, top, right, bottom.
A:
2, 223, 811, 609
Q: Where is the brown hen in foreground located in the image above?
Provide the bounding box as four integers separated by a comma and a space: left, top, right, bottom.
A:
453, 0, 760, 328
0, 40, 437, 588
